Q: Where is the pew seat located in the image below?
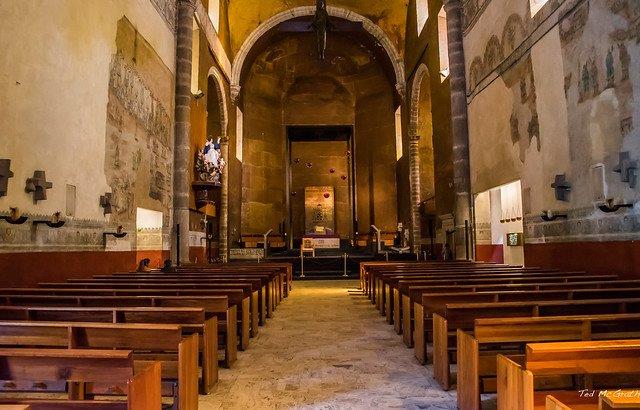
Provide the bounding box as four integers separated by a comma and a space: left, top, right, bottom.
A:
497, 340, 640, 410
0, 348, 160, 409
0, 321, 198, 409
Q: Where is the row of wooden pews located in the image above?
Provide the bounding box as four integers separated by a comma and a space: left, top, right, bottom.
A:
359, 261, 640, 409
0, 262, 292, 409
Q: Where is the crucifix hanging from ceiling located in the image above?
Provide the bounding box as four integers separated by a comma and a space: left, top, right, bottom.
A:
311, 0, 333, 60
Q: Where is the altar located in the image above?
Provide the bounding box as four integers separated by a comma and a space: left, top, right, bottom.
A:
302, 234, 341, 249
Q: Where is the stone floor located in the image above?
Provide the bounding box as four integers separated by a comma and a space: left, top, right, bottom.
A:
200, 280, 457, 409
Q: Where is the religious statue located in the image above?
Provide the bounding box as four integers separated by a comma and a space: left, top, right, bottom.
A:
311, 0, 332, 60
195, 137, 226, 185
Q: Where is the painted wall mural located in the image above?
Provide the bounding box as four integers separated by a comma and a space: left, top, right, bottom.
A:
104, 17, 174, 234
465, 0, 640, 246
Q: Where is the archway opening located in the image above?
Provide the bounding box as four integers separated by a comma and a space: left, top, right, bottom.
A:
235, 12, 403, 250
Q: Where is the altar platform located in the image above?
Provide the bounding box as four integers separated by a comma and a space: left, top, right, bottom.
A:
266, 245, 416, 279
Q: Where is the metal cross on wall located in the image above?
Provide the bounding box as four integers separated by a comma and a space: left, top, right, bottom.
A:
0, 159, 13, 197
551, 174, 571, 202
614, 151, 637, 188
25, 170, 53, 203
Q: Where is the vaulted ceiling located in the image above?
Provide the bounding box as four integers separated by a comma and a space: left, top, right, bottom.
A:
227, 0, 408, 59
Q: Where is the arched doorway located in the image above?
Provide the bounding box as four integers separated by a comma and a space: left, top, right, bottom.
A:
206, 66, 229, 260
232, 7, 406, 250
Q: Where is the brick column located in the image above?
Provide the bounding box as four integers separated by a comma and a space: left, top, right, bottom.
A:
444, 0, 473, 259
173, 0, 195, 264
409, 134, 422, 254
219, 137, 229, 261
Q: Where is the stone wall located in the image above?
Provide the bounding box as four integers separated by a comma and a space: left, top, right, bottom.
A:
354, 71, 400, 232
290, 141, 352, 238
240, 66, 286, 234
0, 0, 176, 283
403, 0, 456, 245
238, 31, 400, 236
463, 0, 640, 273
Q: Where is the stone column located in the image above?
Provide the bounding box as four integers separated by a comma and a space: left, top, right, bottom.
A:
409, 134, 422, 254
173, 0, 195, 265
444, 0, 473, 259
219, 137, 229, 261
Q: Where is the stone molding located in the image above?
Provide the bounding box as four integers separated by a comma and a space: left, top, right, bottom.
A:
230, 6, 406, 102
207, 66, 229, 138
408, 63, 430, 138
524, 206, 640, 243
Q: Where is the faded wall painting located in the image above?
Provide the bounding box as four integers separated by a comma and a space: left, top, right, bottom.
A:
465, 0, 640, 245
104, 17, 174, 237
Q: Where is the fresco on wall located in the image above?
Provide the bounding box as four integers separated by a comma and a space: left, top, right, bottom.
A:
560, 0, 639, 210
503, 54, 540, 161
104, 17, 174, 225
468, 13, 526, 92
465, 0, 640, 244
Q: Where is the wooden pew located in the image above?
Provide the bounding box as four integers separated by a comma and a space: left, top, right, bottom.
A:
169, 265, 289, 305
50, 279, 262, 337
367, 262, 520, 304
419, 298, 640, 389
396, 277, 635, 336
0, 306, 219, 393
28, 285, 253, 350
400, 274, 618, 347
0, 348, 160, 409
2, 287, 248, 351
497, 340, 640, 410
424, 287, 640, 340
104, 272, 277, 321
375, 268, 585, 315
359, 260, 478, 295
545, 392, 640, 410
0, 321, 198, 409
0, 294, 237, 369
375, 265, 547, 305
371, 264, 528, 308
456, 314, 640, 409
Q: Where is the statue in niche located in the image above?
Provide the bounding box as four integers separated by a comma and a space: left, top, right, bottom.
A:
311, 0, 333, 60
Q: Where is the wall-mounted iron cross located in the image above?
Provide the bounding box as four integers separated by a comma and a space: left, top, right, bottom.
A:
614, 151, 637, 188
551, 174, 571, 201
0, 159, 13, 197
25, 170, 53, 203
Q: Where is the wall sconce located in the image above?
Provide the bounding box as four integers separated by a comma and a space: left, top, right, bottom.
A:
540, 210, 568, 222
104, 225, 128, 240
597, 198, 634, 213
0, 207, 28, 225
100, 193, 113, 215
0, 159, 14, 197
33, 211, 65, 228
551, 174, 571, 201
25, 170, 53, 203
613, 151, 637, 188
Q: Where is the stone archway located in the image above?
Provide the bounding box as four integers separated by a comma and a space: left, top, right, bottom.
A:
207, 65, 230, 260
230, 6, 406, 101
407, 63, 431, 253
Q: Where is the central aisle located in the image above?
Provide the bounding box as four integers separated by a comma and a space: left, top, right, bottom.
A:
200, 280, 457, 409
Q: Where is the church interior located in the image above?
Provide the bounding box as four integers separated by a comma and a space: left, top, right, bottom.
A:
1, 0, 640, 408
